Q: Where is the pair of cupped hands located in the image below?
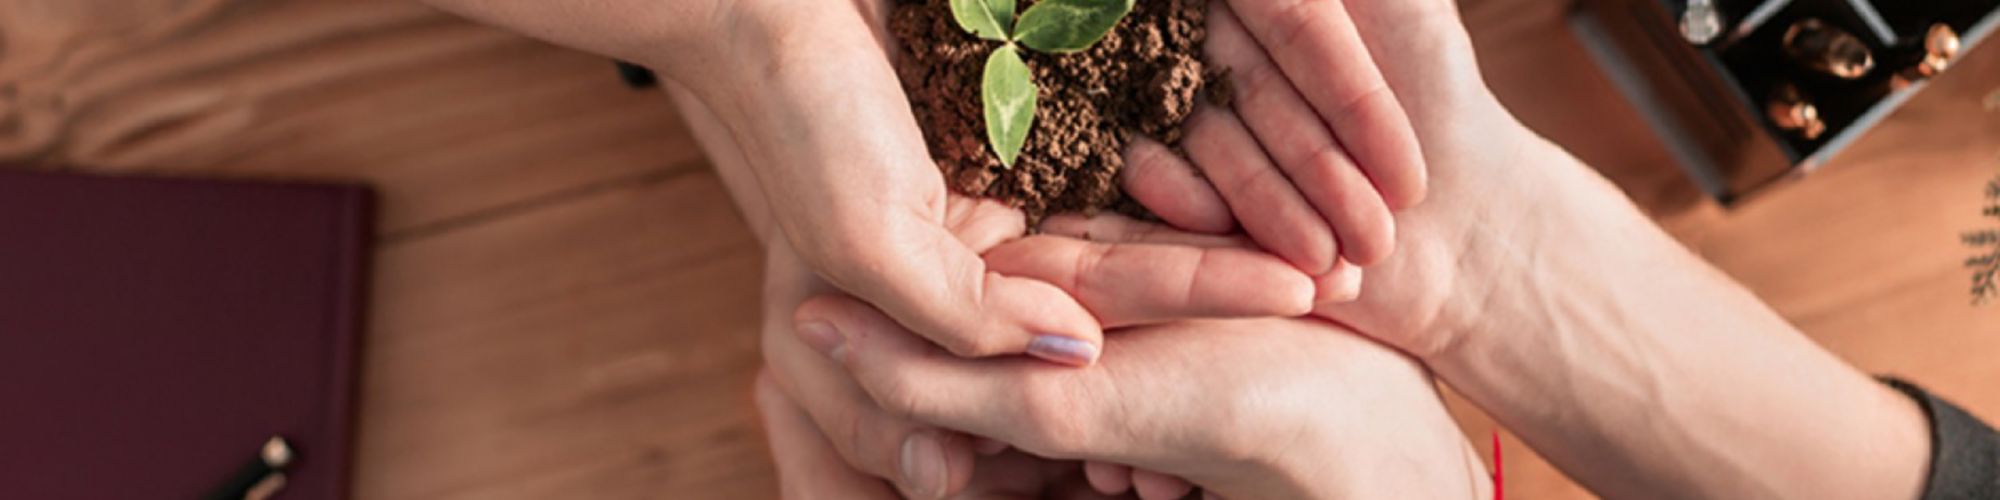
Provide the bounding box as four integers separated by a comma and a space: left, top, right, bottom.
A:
679, 0, 1513, 497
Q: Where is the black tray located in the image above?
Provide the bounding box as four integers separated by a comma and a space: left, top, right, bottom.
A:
1574, 0, 2000, 203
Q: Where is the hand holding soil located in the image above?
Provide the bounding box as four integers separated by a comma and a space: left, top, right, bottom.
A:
894, 0, 1428, 278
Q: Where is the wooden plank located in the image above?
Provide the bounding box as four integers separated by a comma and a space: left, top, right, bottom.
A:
355, 169, 773, 500
0, 0, 702, 235
6, 0, 1996, 498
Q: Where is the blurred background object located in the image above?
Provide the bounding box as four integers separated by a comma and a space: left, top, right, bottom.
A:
0, 0, 1995, 499
0, 171, 371, 500
1575, 0, 2000, 203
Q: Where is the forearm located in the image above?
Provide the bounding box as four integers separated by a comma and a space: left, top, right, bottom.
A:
419, 0, 872, 104
667, 83, 777, 244
420, 0, 731, 76
1433, 134, 1929, 499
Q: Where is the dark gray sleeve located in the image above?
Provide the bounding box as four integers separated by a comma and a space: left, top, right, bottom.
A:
1883, 378, 2000, 500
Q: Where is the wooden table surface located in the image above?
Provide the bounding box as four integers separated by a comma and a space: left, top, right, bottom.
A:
2, 0, 1993, 498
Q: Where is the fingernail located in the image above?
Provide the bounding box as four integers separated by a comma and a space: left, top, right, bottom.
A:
796, 321, 845, 361
1027, 335, 1099, 366
900, 433, 947, 498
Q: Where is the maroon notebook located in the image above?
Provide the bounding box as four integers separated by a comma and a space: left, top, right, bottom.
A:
0, 170, 372, 500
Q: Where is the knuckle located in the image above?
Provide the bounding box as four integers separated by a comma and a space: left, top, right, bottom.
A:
1266, 0, 1327, 52
1303, 146, 1355, 177
1232, 61, 1290, 107
1284, 147, 1352, 196
1240, 58, 1288, 96
869, 372, 935, 423
1328, 84, 1394, 127
1226, 164, 1290, 202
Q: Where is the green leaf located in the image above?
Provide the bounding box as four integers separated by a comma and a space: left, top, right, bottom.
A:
951, 0, 1015, 41
990, 0, 1017, 33
982, 45, 1036, 168
1013, 0, 1132, 53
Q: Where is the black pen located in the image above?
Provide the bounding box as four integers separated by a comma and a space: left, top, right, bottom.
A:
203, 436, 294, 500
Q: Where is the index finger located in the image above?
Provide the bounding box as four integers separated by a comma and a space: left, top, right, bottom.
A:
981, 234, 1316, 327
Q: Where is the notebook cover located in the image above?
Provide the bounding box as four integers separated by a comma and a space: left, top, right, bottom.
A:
0, 169, 372, 500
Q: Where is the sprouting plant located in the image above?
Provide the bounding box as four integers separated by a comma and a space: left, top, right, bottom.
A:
1967, 172, 2000, 304
950, 0, 1134, 167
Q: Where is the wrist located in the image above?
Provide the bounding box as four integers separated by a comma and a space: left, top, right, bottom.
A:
1249, 422, 1489, 499
1206, 362, 1490, 499
667, 0, 878, 116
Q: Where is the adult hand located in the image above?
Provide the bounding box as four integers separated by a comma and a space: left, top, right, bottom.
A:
792, 293, 1492, 499
756, 369, 1121, 500
1113, 2, 1934, 499
1157, 0, 1433, 271
1110, 0, 1518, 358
428, 0, 1300, 365
1120, 0, 1432, 285
752, 193, 1315, 498
660, 5, 1324, 495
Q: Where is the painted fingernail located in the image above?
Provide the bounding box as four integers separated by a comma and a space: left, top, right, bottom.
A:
1027, 335, 1099, 366
796, 321, 845, 361
900, 433, 947, 499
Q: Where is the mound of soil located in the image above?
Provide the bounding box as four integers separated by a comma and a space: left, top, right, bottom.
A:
892, 0, 1216, 220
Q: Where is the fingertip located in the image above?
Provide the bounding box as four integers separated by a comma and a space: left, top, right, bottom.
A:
792, 296, 855, 361
1184, 248, 1318, 319
938, 432, 980, 498
1273, 265, 1319, 317
791, 294, 851, 330
1313, 261, 1366, 306
1085, 462, 1134, 495
1027, 335, 1101, 366
897, 432, 951, 499
1131, 470, 1194, 500
987, 274, 1104, 362
1384, 164, 1429, 210
1339, 214, 1397, 267
1275, 221, 1340, 276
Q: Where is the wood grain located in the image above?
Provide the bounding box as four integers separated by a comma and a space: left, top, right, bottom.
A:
1, 0, 1994, 499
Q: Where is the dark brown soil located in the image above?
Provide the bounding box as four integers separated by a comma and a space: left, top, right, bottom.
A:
892, 0, 1214, 220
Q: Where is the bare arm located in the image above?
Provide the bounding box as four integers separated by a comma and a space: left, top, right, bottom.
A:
1130, 1, 1939, 495
1424, 131, 1932, 499
417, 0, 729, 78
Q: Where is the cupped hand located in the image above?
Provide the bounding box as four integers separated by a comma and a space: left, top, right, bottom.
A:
792, 292, 1491, 499
753, 190, 1317, 498
757, 369, 1129, 500
1127, 0, 1551, 360
1128, 0, 1429, 279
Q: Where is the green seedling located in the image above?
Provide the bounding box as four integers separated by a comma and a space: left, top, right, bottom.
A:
950, 0, 1134, 167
